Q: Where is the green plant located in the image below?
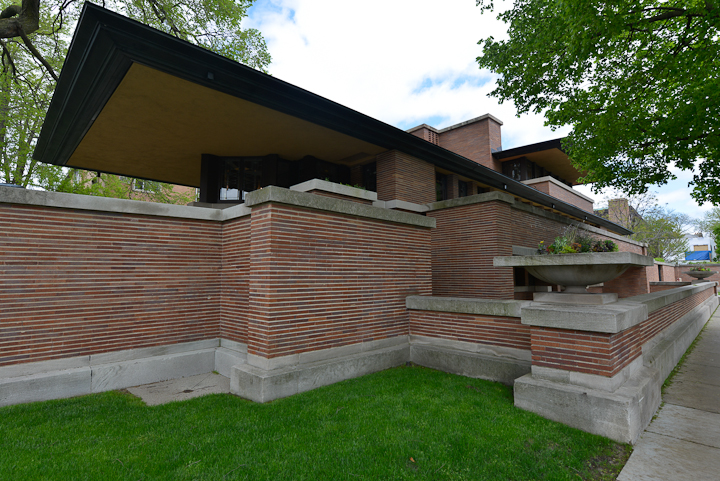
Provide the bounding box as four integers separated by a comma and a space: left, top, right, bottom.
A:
689, 266, 711, 272
592, 239, 619, 253
0, 366, 630, 480
542, 225, 614, 254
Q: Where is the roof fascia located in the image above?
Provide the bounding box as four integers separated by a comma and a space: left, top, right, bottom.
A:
492, 138, 565, 160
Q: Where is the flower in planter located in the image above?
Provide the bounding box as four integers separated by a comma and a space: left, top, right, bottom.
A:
689, 266, 711, 272
539, 226, 618, 255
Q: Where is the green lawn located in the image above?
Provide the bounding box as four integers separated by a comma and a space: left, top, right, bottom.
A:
0, 366, 630, 480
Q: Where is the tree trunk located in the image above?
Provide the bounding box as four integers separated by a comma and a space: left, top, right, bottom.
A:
0, 0, 39, 38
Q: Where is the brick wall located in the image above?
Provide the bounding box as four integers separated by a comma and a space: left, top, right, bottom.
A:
376, 150, 436, 204
246, 202, 432, 359
659, 265, 676, 281
409, 310, 530, 351
221, 216, 251, 343
602, 266, 650, 298
0, 204, 222, 367
531, 326, 640, 377
531, 288, 713, 377
409, 126, 439, 145
438, 117, 502, 172
428, 197, 645, 299
646, 265, 660, 283
428, 200, 514, 299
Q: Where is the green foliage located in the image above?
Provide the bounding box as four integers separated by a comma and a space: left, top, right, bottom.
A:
630, 207, 690, 260
688, 265, 710, 272
1, 0, 270, 200
540, 225, 617, 254
477, 1, 720, 204
0, 366, 630, 480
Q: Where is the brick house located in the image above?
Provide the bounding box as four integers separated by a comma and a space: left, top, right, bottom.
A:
1, 5, 717, 444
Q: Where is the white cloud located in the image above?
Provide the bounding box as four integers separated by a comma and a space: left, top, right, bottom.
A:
247, 0, 709, 214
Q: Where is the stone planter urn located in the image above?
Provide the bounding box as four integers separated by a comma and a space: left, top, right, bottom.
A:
686, 270, 717, 281
494, 252, 655, 304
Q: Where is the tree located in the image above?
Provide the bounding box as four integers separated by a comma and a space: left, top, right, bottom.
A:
594, 189, 692, 260
695, 206, 720, 249
1, 0, 270, 200
476, 1, 720, 204
631, 207, 691, 261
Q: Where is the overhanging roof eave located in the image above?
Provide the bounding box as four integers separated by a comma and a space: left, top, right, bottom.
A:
35, 3, 631, 236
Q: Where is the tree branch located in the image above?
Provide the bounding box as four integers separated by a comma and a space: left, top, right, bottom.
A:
0, 38, 16, 75
17, 26, 58, 80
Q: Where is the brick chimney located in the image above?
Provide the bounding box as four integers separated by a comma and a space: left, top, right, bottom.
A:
437, 114, 503, 172
608, 198, 631, 227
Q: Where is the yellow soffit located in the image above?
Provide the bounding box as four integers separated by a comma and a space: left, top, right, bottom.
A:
500, 148, 584, 185
67, 63, 387, 186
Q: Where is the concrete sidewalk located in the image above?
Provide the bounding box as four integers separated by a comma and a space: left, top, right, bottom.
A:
127, 372, 230, 406
618, 308, 720, 480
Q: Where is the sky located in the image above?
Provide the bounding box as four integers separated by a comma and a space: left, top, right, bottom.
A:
245, 0, 713, 220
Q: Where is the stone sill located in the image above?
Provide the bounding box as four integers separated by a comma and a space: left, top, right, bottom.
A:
289, 178, 378, 202
406, 295, 529, 318
522, 176, 595, 204
0, 185, 252, 222
245, 186, 435, 228
522, 282, 717, 333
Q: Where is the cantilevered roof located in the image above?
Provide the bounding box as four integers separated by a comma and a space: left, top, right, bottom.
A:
493, 139, 585, 185
35, 4, 631, 236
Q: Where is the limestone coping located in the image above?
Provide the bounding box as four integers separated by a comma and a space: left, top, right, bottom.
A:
406, 295, 530, 318
245, 186, 436, 228
630, 282, 717, 313
521, 300, 648, 334
372, 199, 429, 213
426, 190, 515, 211
406, 282, 715, 334
0, 184, 253, 221
289, 178, 378, 202
522, 176, 595, 203
521, 282, 716, 333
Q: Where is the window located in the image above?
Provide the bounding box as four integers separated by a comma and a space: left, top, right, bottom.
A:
458, 181, 468, 198
436, 173, 448, 201
218, 157, 263, 202
133, 179, 147, 192
362, 162, 377, 192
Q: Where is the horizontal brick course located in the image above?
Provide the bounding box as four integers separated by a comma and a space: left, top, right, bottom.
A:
409, 310, 530, 351
0, 204, 222, 367
247, 202, 432, 359
530, 288, 713, 376
221, 216, 251, 343
376, 150, 436, 205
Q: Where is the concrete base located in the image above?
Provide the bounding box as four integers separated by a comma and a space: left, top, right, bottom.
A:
515, 366, 661, 444
514, 295, 719, 444
231, 343, 409, 403
533, 291, 618, 305
0, 339, 246, 407
409, 336, 530, 385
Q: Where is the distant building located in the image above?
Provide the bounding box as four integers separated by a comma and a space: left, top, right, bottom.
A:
685, 232, 715, 261
594, 198, 642, 230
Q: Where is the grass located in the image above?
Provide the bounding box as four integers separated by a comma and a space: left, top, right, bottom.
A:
0, 366, 630, 480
